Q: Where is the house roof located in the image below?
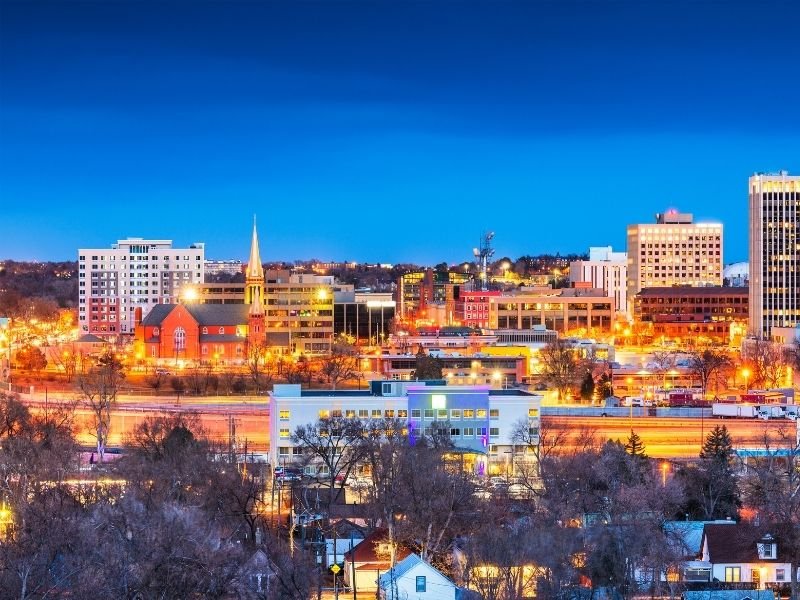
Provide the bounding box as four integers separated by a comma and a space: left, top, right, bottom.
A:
684, 591, 774, 600
75, 334, 107, 344
665, 520, 734, 558
703, 524, 780, 563
378, 555, 457, 593
343, 528, 413, 564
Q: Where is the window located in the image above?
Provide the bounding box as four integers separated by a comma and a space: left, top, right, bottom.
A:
279, 428, 290, 439
278, 447, 289, 456
724, 567, 740, 583
463, 409, 474, 418
411, 409, 421, 418
476, 409, 487, 418
345, 409, 356, 418
358, 409, 369, 418
202, 327, 208, 334
279, 410, 290, 420
528, 408, 539, 417
174, 327, 186, 350
763, 544, 773, 558
424, 409, 434, 419
437, 409, 447, 419
490, 409, 500, 419
318, 410, 330, 419
477, 427, 487, 437
398, 409, 407, 418
451, 409, 461, 419
490, 427, 499, 437
450, 428, 460, 437
332, 410, 342, 418
776, 569, 785, 582
463, 427, 474, 437
218, 327, 225, 334
384, 410, 395, 418
371, 409, 381, 418
416, 576, 426, 593
382, 383, 392, 394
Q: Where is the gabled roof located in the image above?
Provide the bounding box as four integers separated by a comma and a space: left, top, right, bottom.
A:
140, 304, 177, 326
703, 524, 780, 563
75, 334, 106, 344
378, 554, 456, 592
664, 520, 734, 558
343, 528, 412, 564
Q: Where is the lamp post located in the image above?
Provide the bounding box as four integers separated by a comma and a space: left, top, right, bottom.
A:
742, 367, 751, 392
661, 462, 669, 487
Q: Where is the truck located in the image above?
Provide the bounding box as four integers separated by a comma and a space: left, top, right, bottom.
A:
712, 403, 759, 418
667, 392, 707, 408
757, 405, 786, 420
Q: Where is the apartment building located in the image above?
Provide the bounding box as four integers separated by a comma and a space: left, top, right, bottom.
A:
569, 246, 628, 317
454, 290, 502, 328
749, 172, 800, 339
264, 271, 334, 354
78, 238, 204, 338
269, 382, 542, 476
627, 211, 723, 311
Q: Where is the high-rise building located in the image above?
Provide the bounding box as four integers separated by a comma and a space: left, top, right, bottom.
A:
78, 238, 204, 338
569, 246, 628, 317
749, 171, 800, 339
626, 211, 723, 310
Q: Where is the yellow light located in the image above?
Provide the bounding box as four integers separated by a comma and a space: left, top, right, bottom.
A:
431, 394, 446, 409
182, 287, 199, 302
316, 288, 329, 300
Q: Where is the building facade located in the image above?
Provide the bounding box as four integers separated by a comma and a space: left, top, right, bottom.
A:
269, 382, 541, 475
453, 290, 502, 328
634, 286, 748, 345
569, 246, 628, 317
627, 211, 723, 311
397, 270, 471, 323
749, 172, 800, 339
78, 238, 204, 338
487, 289, 615, 334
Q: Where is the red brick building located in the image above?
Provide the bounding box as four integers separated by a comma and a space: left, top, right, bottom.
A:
454, 290, 501, 328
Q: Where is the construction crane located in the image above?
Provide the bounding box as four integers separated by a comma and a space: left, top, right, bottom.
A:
472, 231, 495, 291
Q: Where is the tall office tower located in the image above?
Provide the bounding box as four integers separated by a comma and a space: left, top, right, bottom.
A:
627, 211, 723, 310
78, 238, 205, 338
749, 171, 800, 339
569, 246, 628, 317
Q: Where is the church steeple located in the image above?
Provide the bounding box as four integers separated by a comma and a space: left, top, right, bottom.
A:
246, 216, 265, 316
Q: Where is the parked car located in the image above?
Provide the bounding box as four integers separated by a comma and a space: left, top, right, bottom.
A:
274, 467, 303, 482
155, 368, 171, 376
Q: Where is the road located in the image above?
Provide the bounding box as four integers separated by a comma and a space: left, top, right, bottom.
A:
544, 415, 798, 458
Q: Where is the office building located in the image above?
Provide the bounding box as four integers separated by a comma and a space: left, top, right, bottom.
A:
487, 288, 615, 334
397, 270, 471, 324
627, 211, 723, 311
569, 246, 628, 317
749, 172, 800, 339
78, 238, 204, 338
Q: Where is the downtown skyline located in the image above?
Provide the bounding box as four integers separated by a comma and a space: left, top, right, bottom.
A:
1, 0, 799, 263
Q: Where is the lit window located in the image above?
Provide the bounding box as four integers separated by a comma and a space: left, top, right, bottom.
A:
431, 394, 446, 409
416, 576, 426, 593
279, 410, 290, 420
279, 428, 290, 439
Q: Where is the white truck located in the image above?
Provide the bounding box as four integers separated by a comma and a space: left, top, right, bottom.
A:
712, 403, 759, 418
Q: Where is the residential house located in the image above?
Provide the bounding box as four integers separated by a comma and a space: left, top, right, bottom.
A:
683, 591, 775, 600
326, 519, 367, 568
343, 528, 413, 592
700, 525, 793, 587
379, 554, 458, 600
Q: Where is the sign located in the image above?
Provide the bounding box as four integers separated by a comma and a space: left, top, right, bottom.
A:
330, 564, 341, 575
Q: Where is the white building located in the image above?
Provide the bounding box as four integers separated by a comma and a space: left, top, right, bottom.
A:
627, 211, 723, 311
268, 381, 542, 475
749, 172, 800, 339
78, 238, 204, 339
569, 246, 628, 317
379, 554, 458, 600
204, 259, 243, 277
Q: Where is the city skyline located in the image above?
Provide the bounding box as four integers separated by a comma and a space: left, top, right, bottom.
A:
2, 1, 799, 263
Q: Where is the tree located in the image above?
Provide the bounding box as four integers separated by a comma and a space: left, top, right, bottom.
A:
412, 348, 443, 380
678, 425, 739, 520
687, 349, 732, 398
78, 349, 124, 464
742, 338, 790, 389
15, 344, 46, 371
247, 341, 274, 393
319, 336, 358, 390
624, 430, 647, 459
580, 370, 595, 402
597, 371, 614, 399
537, 339, 586, 402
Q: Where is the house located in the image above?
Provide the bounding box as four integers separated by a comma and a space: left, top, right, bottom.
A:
379, 554, 458, 600
325, 519, 367, 568
700, 525, 794, 587
662, 520, 735, 582
343, 528, 413, 592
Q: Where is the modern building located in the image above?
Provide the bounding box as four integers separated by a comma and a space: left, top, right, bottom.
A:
78, 238, 205, 338
749, 172, 800, 339
334, 291, 395, 345
627, 211, 723, 312
268, 382, 541, 476
263, 271, 334, 354
634, 286, 748, 345
372, 352, 526, 387
487, 288, 615, 334
569, 246, 628, 317
396, 270, 471, 324
204, 259, 243, 277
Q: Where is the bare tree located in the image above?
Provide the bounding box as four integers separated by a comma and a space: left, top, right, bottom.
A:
537, 339, 587, 402
78, 350, 124, 464
319, 336, 358, 390
687, 349, 733, 398
742, 338, 790, 389
247, 341, 274, 394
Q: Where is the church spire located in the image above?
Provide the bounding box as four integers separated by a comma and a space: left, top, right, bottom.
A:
246, 216, 265, 314
247, 215, 264, 280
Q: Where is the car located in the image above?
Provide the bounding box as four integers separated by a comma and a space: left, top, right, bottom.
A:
274, 467, 303, 482
155, 368, 172, 376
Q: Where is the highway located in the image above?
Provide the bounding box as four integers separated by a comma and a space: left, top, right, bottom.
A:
544, 415, 798, 458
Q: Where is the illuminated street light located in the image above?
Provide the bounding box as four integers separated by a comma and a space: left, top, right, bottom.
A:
741, 367, 751, 391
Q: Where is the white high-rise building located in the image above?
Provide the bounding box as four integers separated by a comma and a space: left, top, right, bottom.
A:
78, 238, 205, 338
627, 211, 723, 310
569, 246, 628, 317
749, 171, 800, 339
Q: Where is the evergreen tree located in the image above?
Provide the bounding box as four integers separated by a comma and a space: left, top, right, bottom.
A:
597, 372, 614, 398
700, 425, 734, 463
624, 430, 647, 459
412, 348, 444, 380
580, 371, 595, 402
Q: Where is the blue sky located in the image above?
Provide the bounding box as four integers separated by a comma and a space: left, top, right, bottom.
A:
1, 0, 798, 264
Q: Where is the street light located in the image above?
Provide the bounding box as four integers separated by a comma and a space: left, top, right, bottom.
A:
661, 462, 669, 487
742, 367, 751, 392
